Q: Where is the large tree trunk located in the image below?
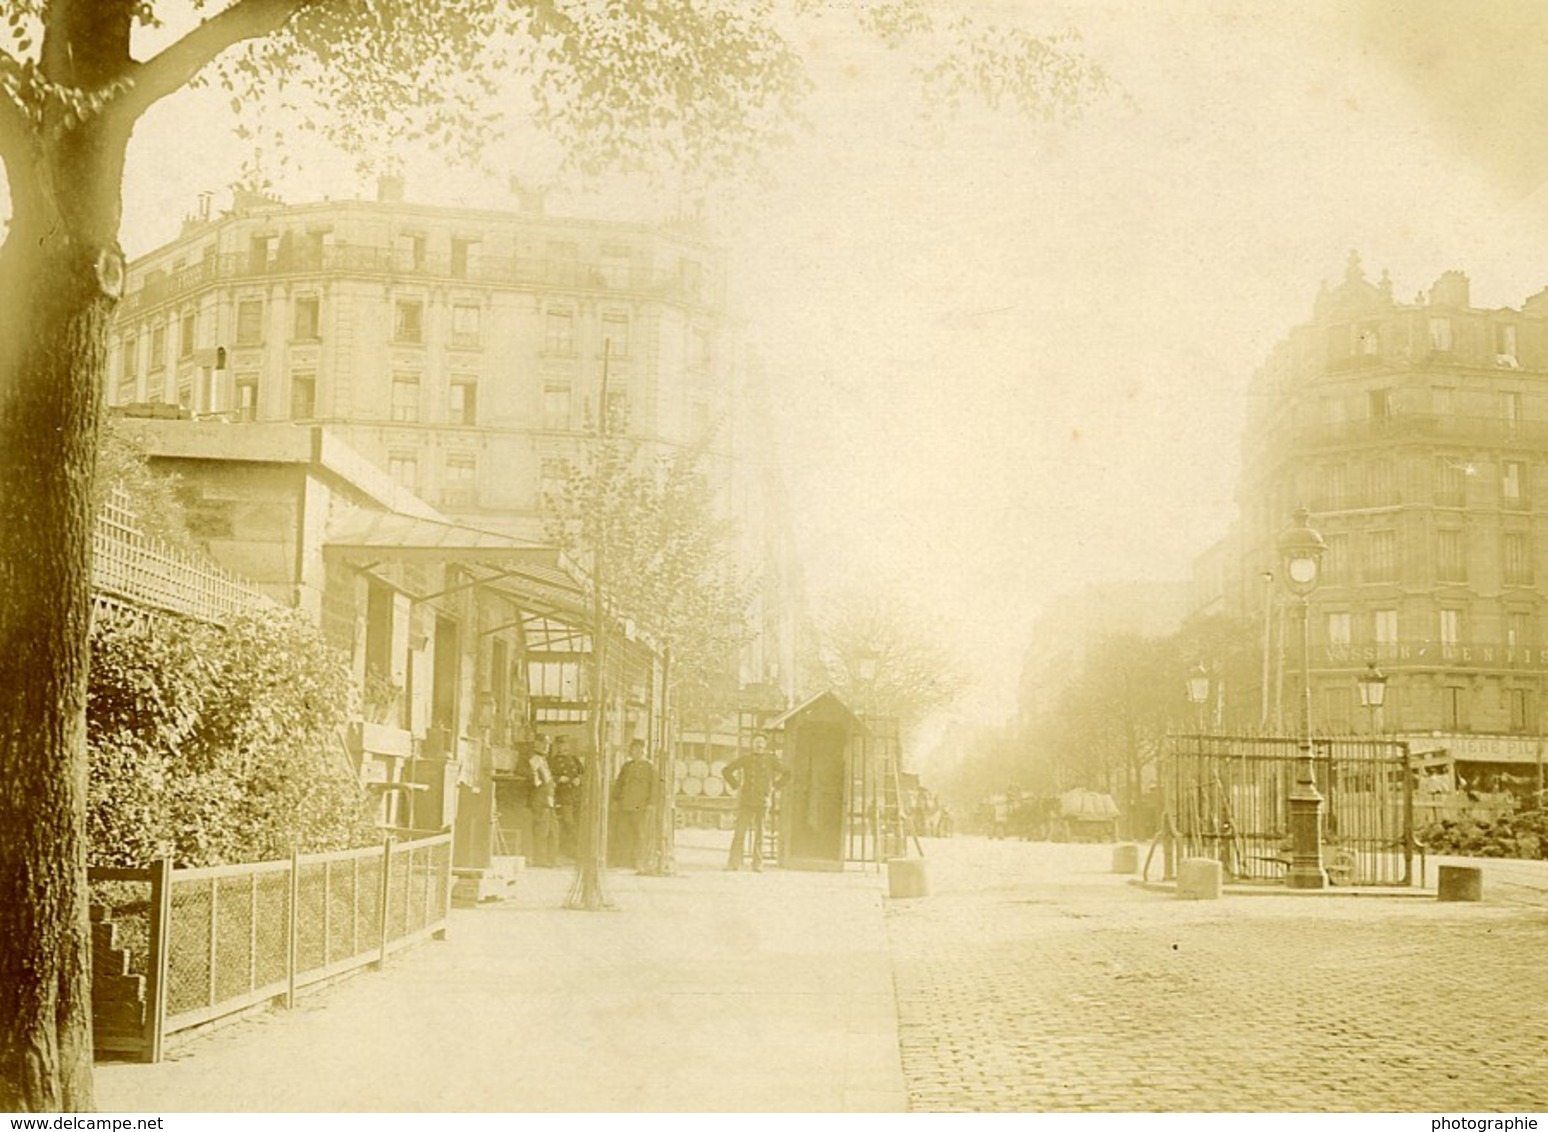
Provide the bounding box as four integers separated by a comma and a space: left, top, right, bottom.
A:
0, 105, 126, 1106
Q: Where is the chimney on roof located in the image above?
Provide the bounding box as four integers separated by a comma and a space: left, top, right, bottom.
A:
1430, 270, 1471, 309
377, 175, 405, 203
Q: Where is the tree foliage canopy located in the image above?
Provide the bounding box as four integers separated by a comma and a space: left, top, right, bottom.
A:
545, 431, 752, 708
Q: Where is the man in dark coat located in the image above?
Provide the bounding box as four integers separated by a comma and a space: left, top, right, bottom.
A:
550, 735, 584, 860
611, 739, 659, 871
722, 732, 787, 871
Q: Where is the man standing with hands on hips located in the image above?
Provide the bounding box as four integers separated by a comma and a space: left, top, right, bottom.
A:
722, 732, 786, 872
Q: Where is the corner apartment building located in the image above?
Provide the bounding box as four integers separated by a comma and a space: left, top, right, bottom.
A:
106, 182, 804, 776
108, 180, 734, 542
1212, 253, 1548, 779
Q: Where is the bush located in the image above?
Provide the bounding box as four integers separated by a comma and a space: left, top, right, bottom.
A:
88, 610, 376, 867
1418, 808, 1548, 861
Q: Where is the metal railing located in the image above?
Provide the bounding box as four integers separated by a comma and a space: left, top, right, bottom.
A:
119, 245, 721, 317
1163, 734, 1415, 886
89, 833, 453, 1062
93, 486, 271, 625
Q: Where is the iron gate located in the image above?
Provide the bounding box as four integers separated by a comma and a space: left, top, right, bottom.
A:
1163, 734, 1415, 886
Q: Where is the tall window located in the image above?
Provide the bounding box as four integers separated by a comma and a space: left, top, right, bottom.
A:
1325, 611, 1352, 647
1323, 533, 1349, 584
1496, 322, 1518, 363
293, 296, 320, 340
179, 310, 196, 357
391, 371, 421, 422
451, 304, 481, 348
1436, 458, 1468, 506
1432, 386, 1454, 418
234, 374, 259, 422
688, 325, 711, 370
1428, 317, 1453, 352
1368, 388, 1391, 425
1504, 532, 1533, 586
1509, 688, 1531, 733
118, 337, 139, 404
394, 300, 424, 344
1357, 324, 1380, 356
601, 311, 630, 358
1441, 686, 1464, 731
388, 454, 419, 492
542, 384, 571, 430
539, 457, 569, 503
1367, 529, 1395, 582
545, 309, 574, 355
1437, 529, 1466, 583
150, 324, 166, 369
449, 377, 477, 426
236, 299, 264, 345
1322, 463, 1348, 509
545, 241, 578, 285
1439, 608, 1461, 646
1373, 609, 1398, 648
1367, 458, 1394, 505
1501, 390, 1522, 434
1503, 460, 1527, 506
450, 237, 478, 279
290, 371, 316, 419
1507, 611, 1532, 651
443, 455, 476, 505
395, 233, 426, 271
599, 245, 631, 288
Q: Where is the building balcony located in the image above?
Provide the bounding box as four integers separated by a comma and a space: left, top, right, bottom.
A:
120, 245, 722, 317
1289, 413, 1548, 450
1318, 640, 1548, 670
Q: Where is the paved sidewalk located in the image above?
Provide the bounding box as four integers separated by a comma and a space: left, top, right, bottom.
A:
95, 833, 905, 1113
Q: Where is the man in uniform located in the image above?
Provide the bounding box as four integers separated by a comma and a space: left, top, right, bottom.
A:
722, 733, 786, 871
550, 735, 584, 861
611, 739, 659, 871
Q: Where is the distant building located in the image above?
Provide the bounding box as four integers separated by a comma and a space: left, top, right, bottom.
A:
1208, 253, 1548, 784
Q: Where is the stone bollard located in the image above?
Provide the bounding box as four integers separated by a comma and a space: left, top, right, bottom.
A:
1111, 843, 1139, 875
1437, 864, 1483, 903
887, 857, 929, 899
1176, 857, 1223, 900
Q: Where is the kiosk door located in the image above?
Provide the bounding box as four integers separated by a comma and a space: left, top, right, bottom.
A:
784, 720, 847, 869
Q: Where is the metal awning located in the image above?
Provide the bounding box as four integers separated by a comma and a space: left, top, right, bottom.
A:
323, 509, 591, 622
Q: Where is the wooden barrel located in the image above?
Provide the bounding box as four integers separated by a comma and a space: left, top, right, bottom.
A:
702, 777, 724, 798
681, 777, 704, 796
689, 759, 709, 779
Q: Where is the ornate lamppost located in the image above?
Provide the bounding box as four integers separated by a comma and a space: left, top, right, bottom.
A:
1186, 662, 1210, 731
1277, 507, 1328, 889
1356, 661, 1388, 736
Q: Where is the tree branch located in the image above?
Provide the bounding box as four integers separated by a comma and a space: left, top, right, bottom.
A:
0, 80, 34, 176
112, 0, 322, 124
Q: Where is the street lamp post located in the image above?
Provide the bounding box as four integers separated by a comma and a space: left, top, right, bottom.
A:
1186, 662, 1210, 731
1277, 508, 1328, 890
1356, 661, 1388, 736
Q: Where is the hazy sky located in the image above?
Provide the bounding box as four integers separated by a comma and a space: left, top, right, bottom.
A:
16, 1, 1548, 747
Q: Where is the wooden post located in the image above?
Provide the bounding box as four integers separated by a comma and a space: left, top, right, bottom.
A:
207, 876, 219, 1011
248, 871, 258, 994
321, 859, 332, 968
377, 837, 393, 966
285, 846, 299, 1009
145, 858, 173, 1064
1401, 744, 1415, 887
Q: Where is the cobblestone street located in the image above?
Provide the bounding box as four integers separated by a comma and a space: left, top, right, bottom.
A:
885, 838, 1548, 1113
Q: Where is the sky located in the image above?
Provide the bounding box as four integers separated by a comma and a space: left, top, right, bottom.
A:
13, 1, 1548, 755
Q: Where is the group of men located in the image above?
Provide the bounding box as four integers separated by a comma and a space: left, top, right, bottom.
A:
506, 731, 790, 874
510, 735, 662, 871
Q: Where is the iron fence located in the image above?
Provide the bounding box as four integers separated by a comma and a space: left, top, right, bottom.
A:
89, 833, 452, 1062
1163, 734, 1415, 886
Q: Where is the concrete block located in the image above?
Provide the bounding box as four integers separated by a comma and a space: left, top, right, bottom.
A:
1437, 864, 1483, 902
887, 857, 929, 899
1177, 857, 1222, 900
1111, 843, 1140, 874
